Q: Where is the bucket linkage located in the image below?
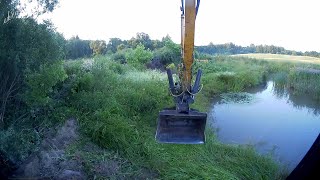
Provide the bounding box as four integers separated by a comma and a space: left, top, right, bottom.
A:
155, 69, 207, 144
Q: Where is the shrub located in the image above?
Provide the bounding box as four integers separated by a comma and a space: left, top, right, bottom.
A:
112, 51, 127, 64
24, 61, 68, 107
125, 44, 153, 67
153, 45, 181, 66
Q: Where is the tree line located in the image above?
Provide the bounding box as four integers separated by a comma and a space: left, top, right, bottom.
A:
196, 43, 320, 58
64, 33, 172, 59
65, 38, 320, 60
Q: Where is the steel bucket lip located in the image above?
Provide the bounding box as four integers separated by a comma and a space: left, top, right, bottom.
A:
155, 125, 206, 144
154, 136, 205, 144
155, 108, 207, 144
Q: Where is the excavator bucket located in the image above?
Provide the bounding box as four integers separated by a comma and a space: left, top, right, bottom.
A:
155, 0, 206, 144
155, 108, 207, 144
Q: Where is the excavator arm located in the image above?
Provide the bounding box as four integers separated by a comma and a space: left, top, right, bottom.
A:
155, 0, 207, 144
181, 0, 197, 91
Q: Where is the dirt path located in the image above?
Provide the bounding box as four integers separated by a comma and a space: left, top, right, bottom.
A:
10, 119, 156, 179
11, 119, 85, 179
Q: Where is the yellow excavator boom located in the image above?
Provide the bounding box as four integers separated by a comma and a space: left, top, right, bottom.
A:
181, 0, 196, 91
155, 0, 207, 144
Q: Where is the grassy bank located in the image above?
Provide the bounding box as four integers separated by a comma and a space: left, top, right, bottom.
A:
197, 55, 320, 97
63, 56, 285, 179
4, 54, 320, 178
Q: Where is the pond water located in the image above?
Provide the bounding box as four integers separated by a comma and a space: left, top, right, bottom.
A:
210, 81, 320, 171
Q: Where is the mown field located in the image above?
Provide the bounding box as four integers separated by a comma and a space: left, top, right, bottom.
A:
233, 53, 320, 64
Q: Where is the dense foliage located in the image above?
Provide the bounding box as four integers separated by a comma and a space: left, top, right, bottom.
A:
0, 18, 65, 125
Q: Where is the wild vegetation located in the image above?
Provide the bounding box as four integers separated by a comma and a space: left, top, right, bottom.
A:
1, 0, 320, 179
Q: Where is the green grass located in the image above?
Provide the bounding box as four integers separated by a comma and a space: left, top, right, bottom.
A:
227, 54, 320, 100
5, 54, 320, 178
288, 70, 320, 100
65, 136, 154, 179
63, 56, 285, 179
233, 53, 320, 64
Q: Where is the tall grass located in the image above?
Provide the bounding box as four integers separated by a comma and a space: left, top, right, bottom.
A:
288, 69, 320, 100
197, 56, 320, 98
196, 56, 268, 96
64, 56, 283, 179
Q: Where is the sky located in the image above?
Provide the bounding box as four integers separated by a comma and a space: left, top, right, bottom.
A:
40, 0, 319, 52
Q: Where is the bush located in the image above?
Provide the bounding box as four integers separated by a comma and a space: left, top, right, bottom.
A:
125, 44, 153, 67
153, 43, 181, 66
111, 51, 127, 64
0, 127, 39, 164
24, 61, 68, 107
0, 17, 66, 128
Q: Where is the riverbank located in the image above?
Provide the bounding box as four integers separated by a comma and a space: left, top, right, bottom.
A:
5, 55, 320, 179
62, 56, 285, 179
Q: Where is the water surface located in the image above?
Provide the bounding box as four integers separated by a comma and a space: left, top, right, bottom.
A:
210, 81, 320, 171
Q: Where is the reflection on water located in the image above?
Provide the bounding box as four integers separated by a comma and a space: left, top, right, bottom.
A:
210, 81, 320, 171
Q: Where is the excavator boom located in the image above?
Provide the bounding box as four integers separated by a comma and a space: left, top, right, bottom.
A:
155, 0, 207, 144
181, 0, 196, 91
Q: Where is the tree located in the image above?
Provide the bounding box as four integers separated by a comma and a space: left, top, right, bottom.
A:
117, 43, 126, 51
90, 40, 107, 56
1, 0, 59, 21
107, 38, 123, 53
0, 0, 62, 128
151, 39, 163, 49
66, 36, 92, 59
153, 37, 181, 66
128, 32, 153, 50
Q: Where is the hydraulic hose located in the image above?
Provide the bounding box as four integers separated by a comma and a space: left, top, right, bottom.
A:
181, 0, 200, 16
196, 0, 200, 17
